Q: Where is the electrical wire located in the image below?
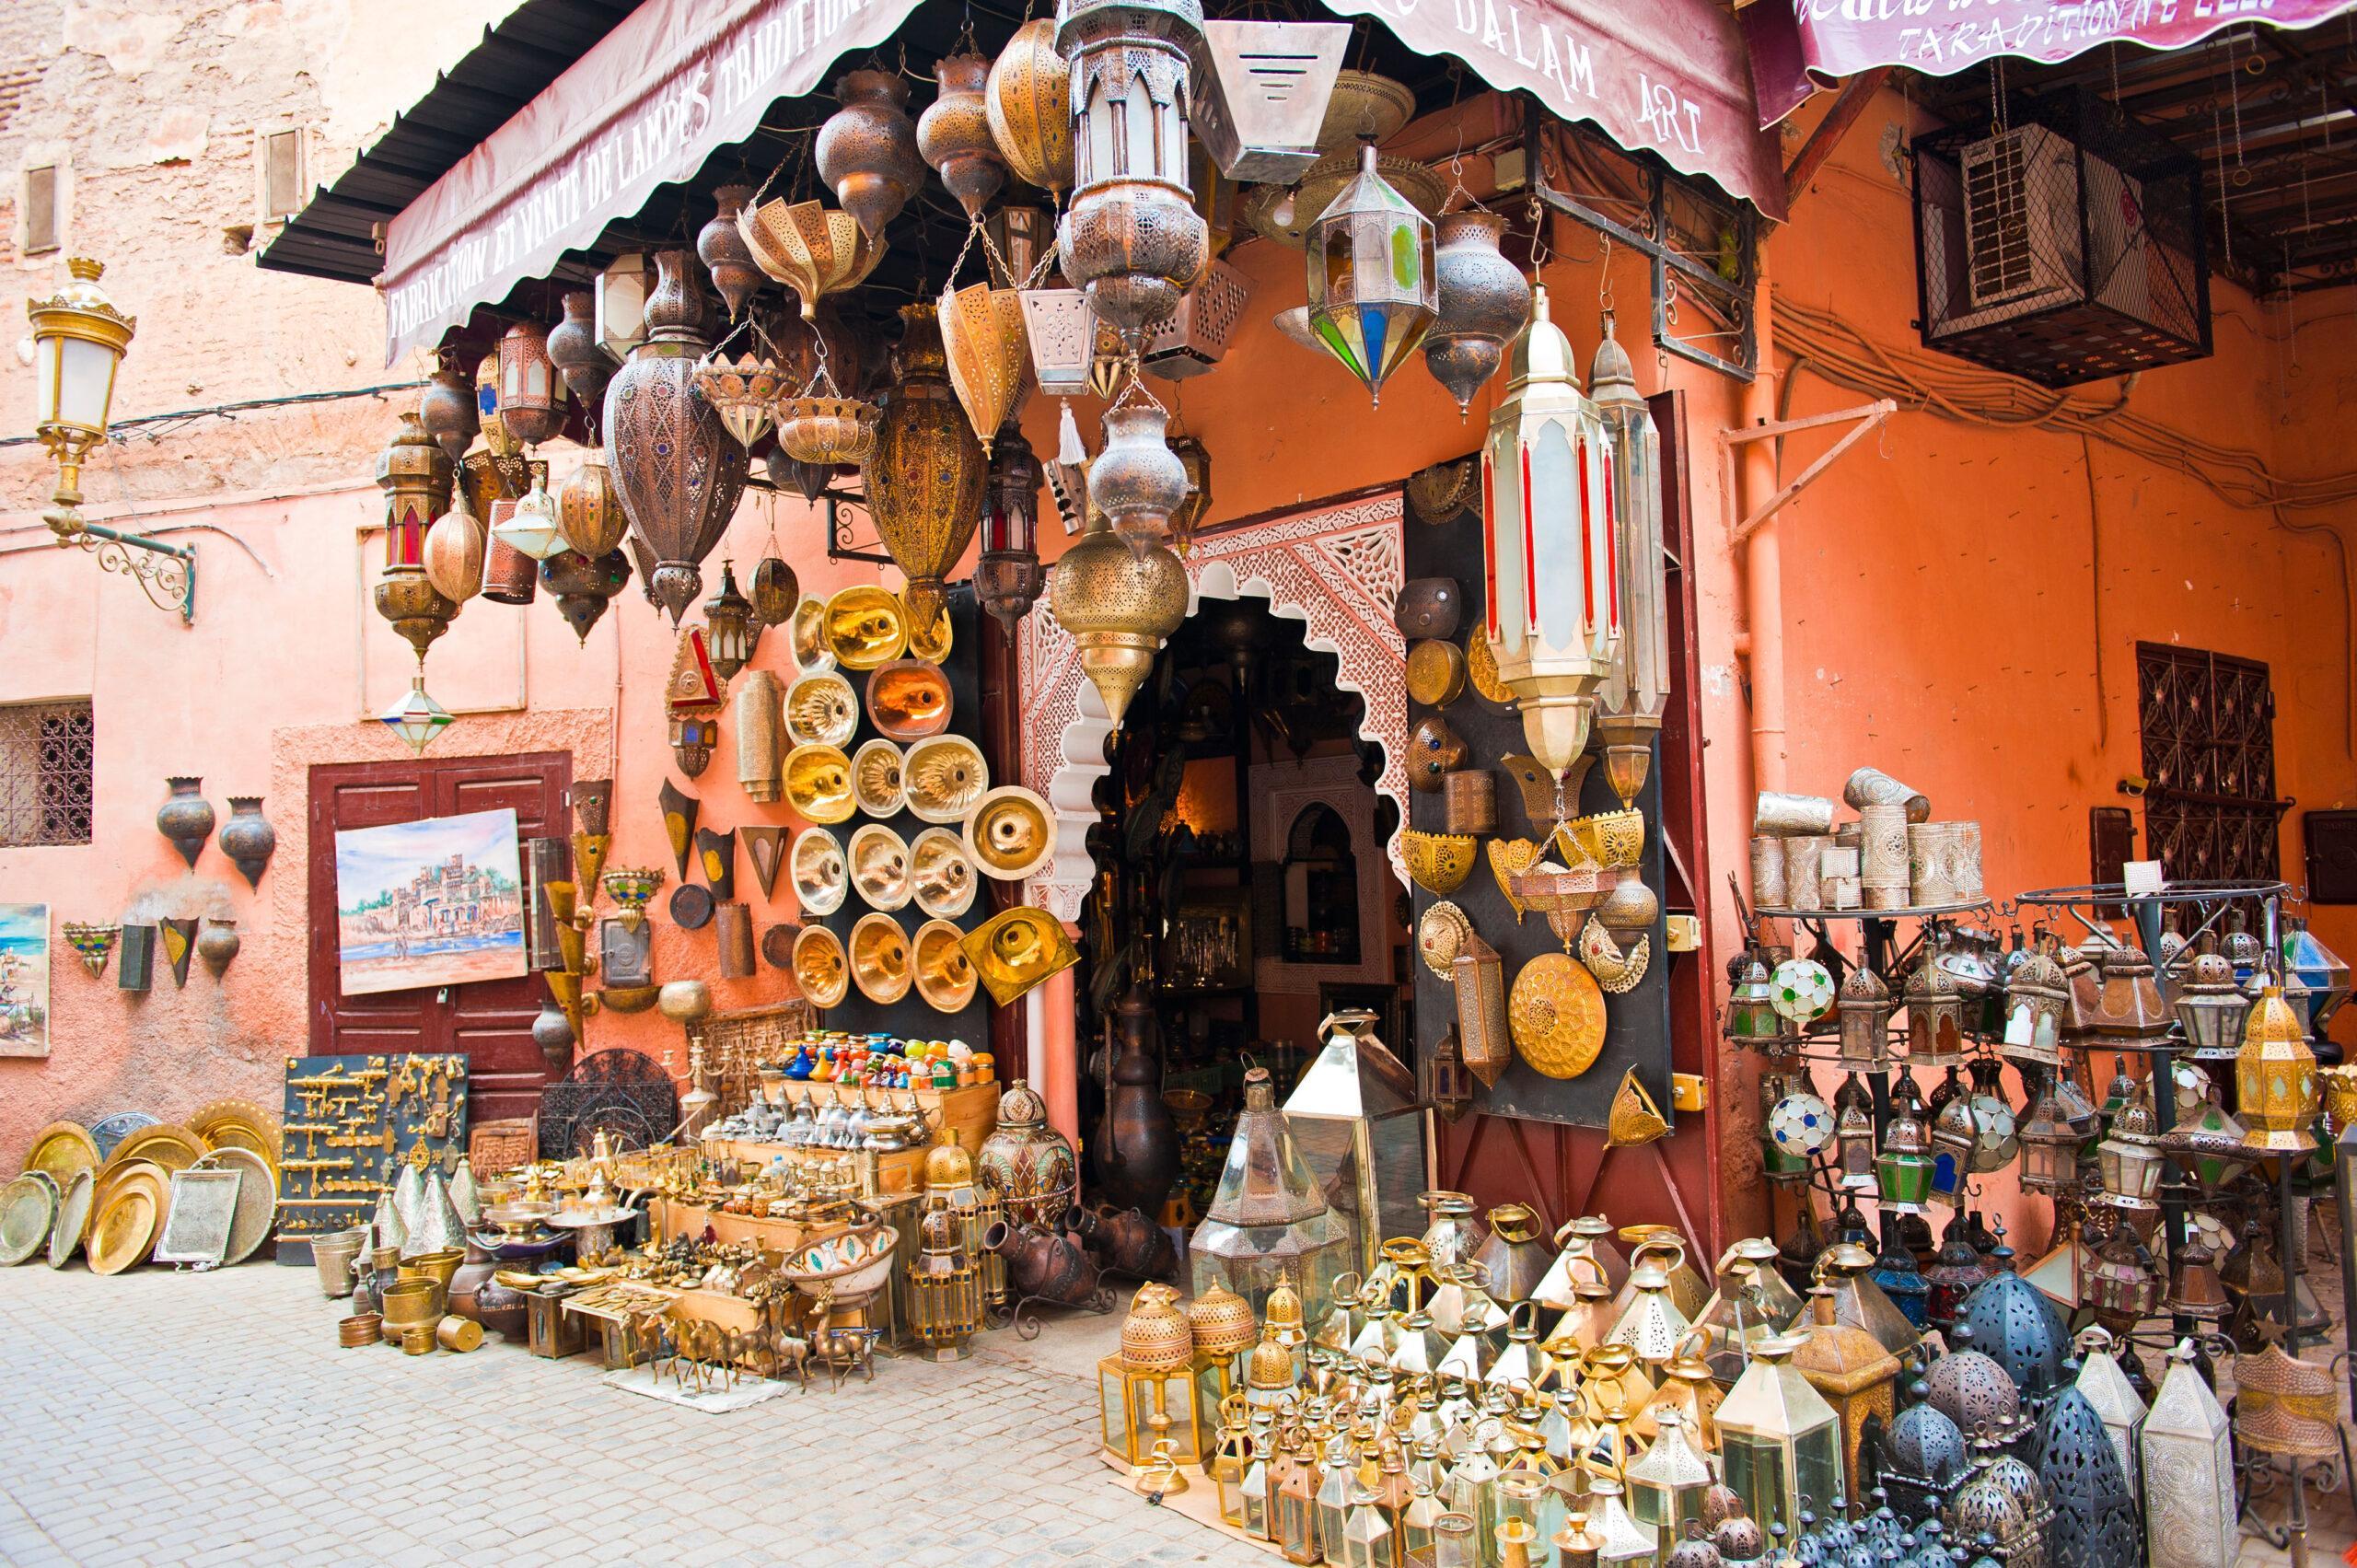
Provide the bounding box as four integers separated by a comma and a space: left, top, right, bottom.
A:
0, 380, 423, 450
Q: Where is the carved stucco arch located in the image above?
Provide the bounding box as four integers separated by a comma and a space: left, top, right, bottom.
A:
1016, 488, 1409, 921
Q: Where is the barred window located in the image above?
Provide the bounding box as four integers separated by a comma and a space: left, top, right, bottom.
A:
0, 700, 94, 846
2136, 644, 2280, 884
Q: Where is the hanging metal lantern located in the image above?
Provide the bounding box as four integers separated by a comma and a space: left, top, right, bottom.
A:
938, 280, 1030, 453
1956, 1270, 2068, 1400
540, 548, 633, 645
1048, 495, 1188, 725
1833, 1074, 1877, 1192
1186, 18, 1348, 182
1923, 1215, 1989, 1335
595, 252, 656, 359
2285, 915, 2351, 1032
2016, 1078, 2080, 1197
1054, 0, 1210, 337
1167, 431, 1212, 552
1587, 314, 1666, 813
2236, 984, 2319, 1153
546, 291, 614, 436
490, 461, 565, 562
1091, 402, 1189, 553
375, 412, 458, 661
864, 303, 987, 625
497, 319, 565, 447
1836, 966, 1893, 1071
2094, 1074, 2164, 1217
2003, 949, 2070, 1066
1480, 284, 1620, 795
738, 197, 885, 322
1875, 1095, 1934, 1214
380, 676, 453, 754
2077, 1218, 2160, 1339
419, 363, 479, 467
1018, 285, 1100, 401
2170, 950, 2250, 1061
1304, 143, 1437, 407
919, 54, 1009, 220
749, 552, 798, 629
702, 561, 758, 682
818, 69, 923, 243
978, 418, 1045, 628
695, 184, 761, 319
1904, 951, 1968, 1065
1422, 210, 1528, 421
604, 250, 749, 624
1928, 1092, 1977, 1210
2140, 1341, 2234, 1568
554, 454, 628, 559
987, 17, 1074, 194
2035, 1388, 2139, 1568
421, 482, 486, 605
691, 352, 788, 451
1724, 953, 1786, 1048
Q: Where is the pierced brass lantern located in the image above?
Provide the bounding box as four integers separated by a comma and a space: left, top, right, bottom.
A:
863, 304, 987, 626
2237, 985, 2319, 1154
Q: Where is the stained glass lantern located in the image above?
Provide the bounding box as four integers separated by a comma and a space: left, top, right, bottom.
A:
596, 252, 656, 358
1190, 1065, 1353, 1322
978, 421, 1045, 628
1771, 958, 1838, 1028
1763, 1074, 1834, 1180
908, 1195, 983, 1361
1480, 284, 1620, 790
2284, 916, 2351, 1034
1714, 1333, 1844, 1537
2140, 1342, 2235, 1568
1928, 1093, 1977, 1209
1923, 1214, 1990, 1337
2016, 1079, 2080, 1197
1836, 966, 1893, 1071
1284, 1006, 1427, 1283
1305, 142, 1437, 407
2170, 951, 2250, 1062
1875, 1093, 1934, 1213
2093, 1074, 2163, 1217
2002, 951, 2069, 1067
700, 560, 759, 683
1725, 954, 1787, 1048
491, 460, 566, 561
1904, 952, 1968, 1065
2237, 985, 2319, 1155
1965, 1058, 2019, 1173
1789, 1286, 1901, 1504
2075, 1219, 2159, 1340
2036, 1388, 2139, 1568
1422, 1029, 1475, 1124
1622, 1408, 1714, 1544
380, 677, 453, 754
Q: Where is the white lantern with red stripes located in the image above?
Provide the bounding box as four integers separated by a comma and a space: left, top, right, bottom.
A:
1480, 283, 1620, 804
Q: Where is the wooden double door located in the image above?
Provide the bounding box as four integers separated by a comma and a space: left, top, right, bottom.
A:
307, 751, 571, 1123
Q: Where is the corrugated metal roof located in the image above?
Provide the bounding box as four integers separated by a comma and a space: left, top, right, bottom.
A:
257, 0, 642, 285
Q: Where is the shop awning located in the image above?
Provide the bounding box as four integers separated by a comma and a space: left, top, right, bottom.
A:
1743, 0, 2357, 127
298, 0, 1784, 364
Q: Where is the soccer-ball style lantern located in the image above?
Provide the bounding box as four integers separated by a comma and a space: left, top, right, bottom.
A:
1770, 958, 1837, 1027
1480, 285, 1620, 794
1304, 142, 1437, 408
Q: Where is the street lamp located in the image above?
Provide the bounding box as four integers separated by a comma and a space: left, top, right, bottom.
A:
27, 256, 195, 621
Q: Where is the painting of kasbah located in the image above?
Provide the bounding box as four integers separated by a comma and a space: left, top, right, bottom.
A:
0, 904, 50, 1058
334, 809, 527, 997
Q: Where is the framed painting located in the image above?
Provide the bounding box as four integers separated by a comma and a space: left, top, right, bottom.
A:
0, 903, 50, 1057
334, 808, 527, 996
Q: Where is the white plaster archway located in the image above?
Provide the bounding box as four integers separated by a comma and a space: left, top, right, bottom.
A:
1016, 488, 1409, 921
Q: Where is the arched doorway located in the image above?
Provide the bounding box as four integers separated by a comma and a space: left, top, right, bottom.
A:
1074, 593, 1411, 1222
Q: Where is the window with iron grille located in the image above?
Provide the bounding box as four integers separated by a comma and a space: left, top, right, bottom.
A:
0, 700, 94, 847
2136, 643, 2280, 884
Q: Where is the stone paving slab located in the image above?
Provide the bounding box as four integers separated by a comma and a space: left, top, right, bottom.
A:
0, 1261, 1258, 1568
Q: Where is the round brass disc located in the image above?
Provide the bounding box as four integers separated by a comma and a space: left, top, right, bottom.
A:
903, 735, 989, 824
852, 739, 907, 818
1509, 952, 1608, 1080
784, 743, 857, 825
965, 786, 1053, 881
784, 672, 861, 749
1417, 900, 1474, 981
1406, 639, 1467, 708
25, 1121, 99, 1187
97, 1124, 204, 1188
910, 828, 979, 919
865, 658, 954, 741
47, 1168, 93, 1269
87, 1179, 163, 1276
1465, 626, 1516, 708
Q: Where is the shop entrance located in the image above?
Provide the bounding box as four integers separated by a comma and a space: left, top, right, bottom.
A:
1076, 593, 1410, 1220
305, 750, 572, 1122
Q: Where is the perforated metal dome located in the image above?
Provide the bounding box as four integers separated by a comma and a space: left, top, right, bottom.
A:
1885, 1400, 1968, 1485
2036, 1388, 2138, 1568
1956, 1272, 2068, 1398
1922, 1348, 2021, 1439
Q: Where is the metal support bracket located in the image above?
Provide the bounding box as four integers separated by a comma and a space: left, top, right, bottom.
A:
1724, 399, 1898, 546
65, 518, 198, 623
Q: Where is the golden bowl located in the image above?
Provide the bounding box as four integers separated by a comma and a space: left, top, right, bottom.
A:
598, 984, 660, 1014
784, 743, 856, 825
852, 739, 907, 817
912, 918, 980, 1012
904, 735, 990, 824
850, 912, 912, 1005
905, 598, 954, 661
824, 585, 907, 670
965, 785, 1054, 881
790, 828, 849, 916
910, 828, 978, 919
849, 823, 912, 911
1561, 809, 1645, 871
792, 924, 850, 1007
959, 905, 1081, 1007
784, 671, 860, 748
1401, 828, 1478, 895
790, 594, 835, 674
865, 657, 954, 741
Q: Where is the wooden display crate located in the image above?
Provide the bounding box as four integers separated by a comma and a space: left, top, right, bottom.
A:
702, 1138, 930, 1197
755, 1076, 1000, 1156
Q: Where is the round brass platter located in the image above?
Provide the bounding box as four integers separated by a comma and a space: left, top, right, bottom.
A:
865, 658, 954, 741
189, 1098, 282, 1183
0, 1171, 59, 1266
1417, 900, 1474, 981
1465, 626, 1516, 707
1509, 952, 1608, 1080
87, 1175, 164, 1276
792, 925, 850, 1008
850, 912, 912, 1005
1406, 639, 1468, 707
93, 1156, 167, 1214
912, 918, 979, 1013
824, 585, 907, 670
98, 1124, 204, 1188
965, 786, 1054, 881
192, 1147, 277, 1266
25, 1121, 99, 1187
47, 1168, 94, 1269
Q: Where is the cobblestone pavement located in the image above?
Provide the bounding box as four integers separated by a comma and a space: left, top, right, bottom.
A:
5, 1259, 2353, 1566
0, 1260, 1260, 1568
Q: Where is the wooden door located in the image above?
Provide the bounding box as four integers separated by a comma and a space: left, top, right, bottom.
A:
308, 751, 572, 1122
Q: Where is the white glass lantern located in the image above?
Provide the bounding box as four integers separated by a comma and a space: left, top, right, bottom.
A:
1480, 285, 1620, 796
28, 256, 137, 532
492, 462, 566, 562
380, 676, 453, 754
596, 252, 656, 358
1283, 1007, 1426, 1282
1588, 315, 1667, 811
1714, 1332, 1843, 1536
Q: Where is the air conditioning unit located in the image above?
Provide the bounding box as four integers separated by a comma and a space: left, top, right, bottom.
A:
1936, 123, 2151, 337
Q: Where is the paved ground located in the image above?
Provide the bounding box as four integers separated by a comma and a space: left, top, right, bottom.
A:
2, 1258, 2351, 1566
0, 1260, 1261, 1568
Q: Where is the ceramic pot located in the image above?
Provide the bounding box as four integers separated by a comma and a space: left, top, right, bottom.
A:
218, 796, 275, 889
816, 69, 923, 241
1069, 1203, 1178, 1282
976, 1079, 1078, 1226
196, 919, 240, 981
545, 292, 614, 424
1095, 985, 1178, 1216
157, 777, 215, 869
531, 998, 575, 1074
1395, 577, 1462, 641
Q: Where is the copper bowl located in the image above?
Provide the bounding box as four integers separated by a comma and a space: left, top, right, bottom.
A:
866, 657, 955, 740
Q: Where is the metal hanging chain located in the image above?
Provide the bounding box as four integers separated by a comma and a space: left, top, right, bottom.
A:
2226, 29, 2252, 189
1107, 353, 1166, 417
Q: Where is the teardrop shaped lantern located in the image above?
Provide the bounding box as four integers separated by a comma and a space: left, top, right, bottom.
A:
919, 55, 1009, 220
1090, 402, 1189, 554
604, 250, 749, 624
986, 17, 1074, 193
540, 548, 633, 644
938, 280, 1031, 455
862, 303, 987, 627
698, 184, 763, 319
1424, 210, 1529, 418
1305, 142, 1438, 407
555, 454, 628, 558
1049, 503, 1188, 725
817, 69, 924, 244
546, 291, 615, 428
1479, 284, 1620, 796
422, 485, 486, 603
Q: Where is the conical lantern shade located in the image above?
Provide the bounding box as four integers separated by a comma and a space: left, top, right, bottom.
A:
862, 303, 987, 626
737, 197, 884, 320
938, 281, 1031, 454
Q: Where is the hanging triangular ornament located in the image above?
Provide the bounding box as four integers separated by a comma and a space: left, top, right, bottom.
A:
667, 624, 726, 714
1606, 1068, 1671, 1148
657, 780, 699, 882
159, 918, 199, 988
741, 826, 786, 900
572, 831, 611, 895
694, 828, 737, 903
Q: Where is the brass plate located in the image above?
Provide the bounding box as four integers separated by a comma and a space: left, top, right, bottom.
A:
784, 743, 857, 825
1509, 952, 1608, 1080
852, 739, 907, 818
965, 785, 1053, 881
1406, 639, 1467, 707
47, 1168, 93, 1269
823, 585, 907, 670
190, 1098, 282, 1183
866, 658, 954, 741
1417, 900, 1473, 981
93, 1156, 167, 1214
1465, 626, 1515, 708
192, 1147, 277, 1266
98, 1123, 205, 1187
88, 1171, 167, 1275
25, 1121, 99, 1187
0, 1172, 59, 1265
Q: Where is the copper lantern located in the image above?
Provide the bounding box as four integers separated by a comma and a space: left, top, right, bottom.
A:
497, 319, 564, 447
862, 303, 987, 627
701, 560, 758, 683
1479, 285, 1620, 800
979, 419, 1045, 627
